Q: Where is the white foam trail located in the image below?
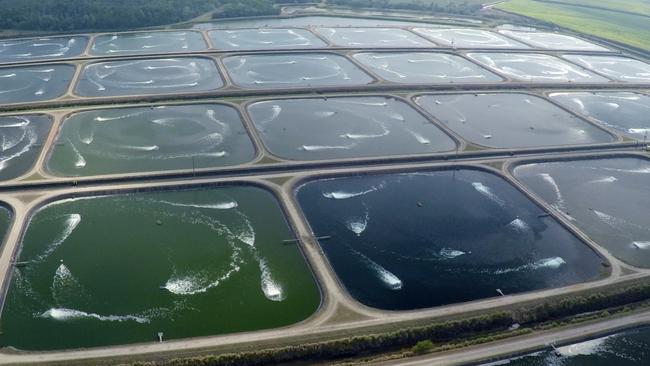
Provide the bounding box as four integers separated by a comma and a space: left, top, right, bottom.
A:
571, 165, 650, 175
150, 117, 179, 126
231, 211, 285, 301
590, 176, 618, 184
201, 151, 227, 158
301, 144, 353, 151
206, 109, 229, 130
234, 211, 255, 246
472, 182, 505, 207
346, 210, 369, 236
593, 210, 618, 226
632, 241, 650, 249
494, 257, 566, 274
592, 210, 647, 233
507, 218, 530, 232
0, 126, 37, 171
261, 104, 282, 124
94, 111, 145, 122
439, 248, 466, 259
120, 145, 159, 151
36, 214, 81, 261
164, 274, 209, 295
40, 308, 149, 323
54, 263, 72, 280
628, 128, 650, 135
616, 167, 650, 174
163, 259, 241, 296
341, 131, 389, 140
79, 130, 94, 145
340, 100, 388, 107
323, 183, 384, 200
315, 111, 335, 118
197, 131, 224, 146
69, 142, 86, 168
556, 336, 610, 357
388, 112, 404, 121
354, 250, 402, 290
156, 200, 238, 210
13, 268, 42, 304
51, 263, 88, 306
539, 173, 566, 210
1, 128, 26, 151
259, 258, 285, 301
0, 117, 29, 128
407, 130, 431, 144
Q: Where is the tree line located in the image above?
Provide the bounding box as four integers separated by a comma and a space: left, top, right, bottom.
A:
328, 0, 483, 15
127, 281, 650, 366
0, 0, 224, 31
0, 0, 485, 32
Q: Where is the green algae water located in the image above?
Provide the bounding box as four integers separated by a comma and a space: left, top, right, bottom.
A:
0, 186, 319, 350
46, 104, 256, 176
0, 204, 11, 243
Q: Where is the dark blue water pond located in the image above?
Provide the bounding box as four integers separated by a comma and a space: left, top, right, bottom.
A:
296, 169, 604, 310
481, 326, 650, 365
513, 157, 650, 268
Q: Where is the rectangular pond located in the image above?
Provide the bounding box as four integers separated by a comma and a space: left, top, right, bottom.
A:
75, 57, 223, 97
246, 96, 456, 160
0, 114, 52, 181
513, 157, 650, 268
549, 92, 650, 140
498, 30, 610, 51
90, 31, 207, 56
0, 64, 74, 104
0, 185, 320, 350
0, 36, 88, 64
562, 55, 650, 83
353, 52, 502, 84
46, 104, 256, 176
414, 93, 614, 149
467, 53, 609, 82
209, 28, 326, 51
314, 27, 435, 48
412, 28, 529, 49
481, 326, 650, 365
222, 53, 373, 89
296, 169, 604, 310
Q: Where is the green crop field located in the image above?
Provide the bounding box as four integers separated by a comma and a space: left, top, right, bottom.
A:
544, 0, 650, 16
496, 0, 650, 51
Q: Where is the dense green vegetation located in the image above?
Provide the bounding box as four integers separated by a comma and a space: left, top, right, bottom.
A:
135, 312, 514, 365
537, 0, 650, 17
0, 0, 486, 33
497, 0, 650, 51
0, 0, 221, 31
125, 281, 650, 366
328, 0, 485, 15
212, 0, 279, 19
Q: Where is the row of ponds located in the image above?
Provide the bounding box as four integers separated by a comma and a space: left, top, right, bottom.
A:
0, 16, 649, 357
0, 91, 647, 180
0, 155, 648, 349
2, 52, 649, 105
0, 27, 613, 64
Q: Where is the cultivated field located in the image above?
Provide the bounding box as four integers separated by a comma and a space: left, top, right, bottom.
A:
497, 0, 650, 51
